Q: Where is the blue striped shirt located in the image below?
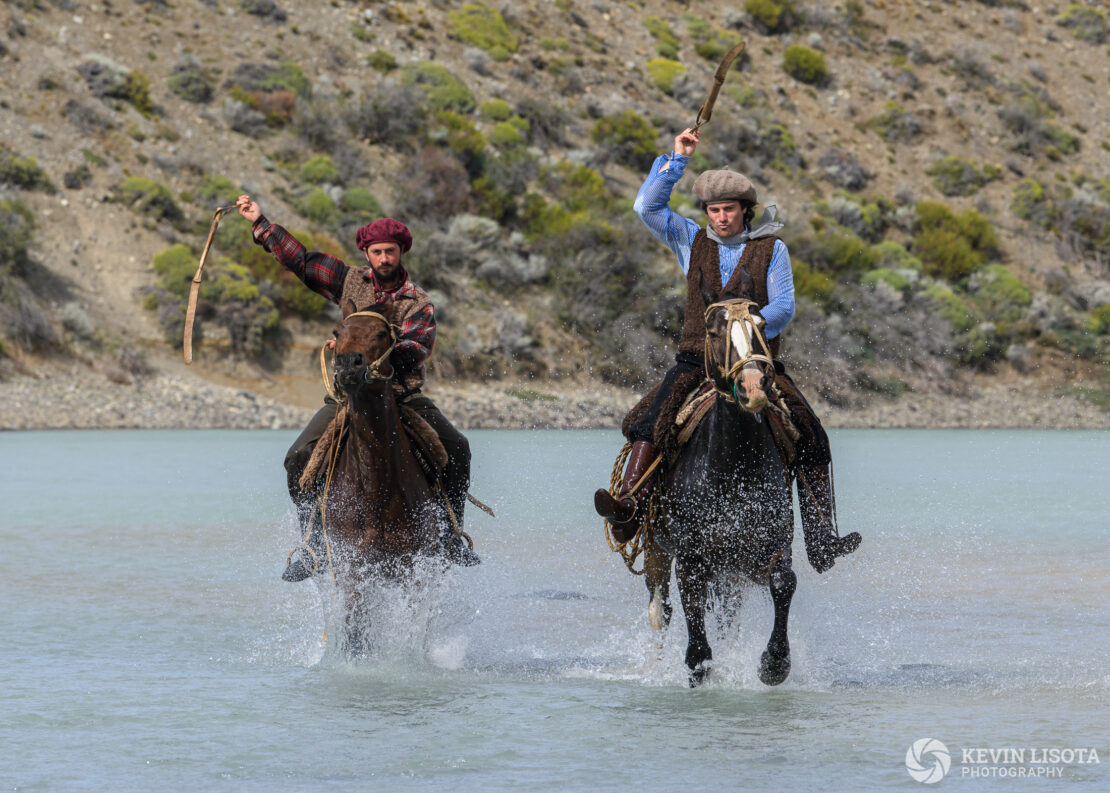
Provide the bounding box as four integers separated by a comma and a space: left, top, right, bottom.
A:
633, 153, 795, 339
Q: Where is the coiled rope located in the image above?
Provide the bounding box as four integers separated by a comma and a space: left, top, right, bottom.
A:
603, 442, 660, 576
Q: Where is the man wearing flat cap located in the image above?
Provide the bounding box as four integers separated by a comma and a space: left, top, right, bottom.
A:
235, 195, 479, 576
593, 128, 861, 574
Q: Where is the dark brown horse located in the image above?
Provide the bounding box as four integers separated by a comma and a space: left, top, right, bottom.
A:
648, 299, 796, 687
322, 299, 442, 648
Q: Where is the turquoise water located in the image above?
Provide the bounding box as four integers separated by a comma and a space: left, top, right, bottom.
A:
1, 429, 1107, 791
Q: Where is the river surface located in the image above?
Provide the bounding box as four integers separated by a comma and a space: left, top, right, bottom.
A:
1, 429, 1107, 791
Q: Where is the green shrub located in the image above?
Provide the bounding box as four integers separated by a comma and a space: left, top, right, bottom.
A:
971, 263, 1032, 321
873, 240, 923, 270
761, 123, 799, 173
366, 49, 397, 73
259, 62, 309, 96
686, 18, 743, 62
0, 145, 56, 193
926, 156, 1002, 197
1010, 178, 1052, 226
793, 229, 880, 277
0, 198, 35, 275
81, 149, 108, 168
448, 3, 518, 59
590, 110, 658, 171
299, 155, 339, 184
538, 36, 571, 51
480, 99, 512, 121
1009, 177, 1110, 259
924, 283, 978, 334
1090, 304, 1110, 335
116, 177, 182, 222
782, 44, 828, 86
433, 111, 487, 173
339, 188, 383, 220
151, 244, 197, 298
644, 16, 679, 59
861, 267, 912, 293
351, 22, 374, 43
744, 0, 796, 33
540, 162, 613, 213
123, 70, 154, 116
489, 121, 524, 149
1056, 4, 1108, 44
167, 58, 212, 104
998, 81, 1079, 158
195, 175, 237, 206
296, 188, 337, 225
647, 58, 687, 95
912, 202, 998, 282
400, 62, 475, 112
791, 258, 834, 302
867, 101, 925, 143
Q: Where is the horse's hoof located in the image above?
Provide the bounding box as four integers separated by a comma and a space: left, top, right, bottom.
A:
759, 649, 791, 686
688, 661, 711, 688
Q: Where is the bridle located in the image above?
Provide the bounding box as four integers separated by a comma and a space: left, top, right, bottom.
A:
320, 310, 398, 402
703, 299, 775, 403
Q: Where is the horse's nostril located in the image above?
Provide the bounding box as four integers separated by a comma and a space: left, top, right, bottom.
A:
336, 352, 365, 372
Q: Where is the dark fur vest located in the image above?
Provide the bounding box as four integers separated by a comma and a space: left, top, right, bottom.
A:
677, 231, 781, 360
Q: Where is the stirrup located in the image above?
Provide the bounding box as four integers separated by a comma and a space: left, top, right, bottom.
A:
594, 488, 637, 524
282, 549, 320, 582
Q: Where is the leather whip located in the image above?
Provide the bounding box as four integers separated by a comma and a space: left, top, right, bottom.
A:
692, 40, 747, 133
183, 205, 237, 364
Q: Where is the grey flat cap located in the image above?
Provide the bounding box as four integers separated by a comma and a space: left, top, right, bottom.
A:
692, 168, 757, 207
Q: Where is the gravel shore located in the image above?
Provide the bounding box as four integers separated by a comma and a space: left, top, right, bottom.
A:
0, 373, 1107, 431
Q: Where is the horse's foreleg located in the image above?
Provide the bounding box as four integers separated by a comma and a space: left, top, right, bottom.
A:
644, 540, 673, 631
343, 587, 370, 659
759, 554, 796, 686
676, 557, 712, 687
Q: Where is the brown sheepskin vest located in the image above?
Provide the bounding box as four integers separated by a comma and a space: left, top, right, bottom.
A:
340, 268, 432, 394
677, 231, 781, 359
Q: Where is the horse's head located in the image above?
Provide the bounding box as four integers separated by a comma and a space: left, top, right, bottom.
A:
704, 299, 774, 413
334, 299, 397, 392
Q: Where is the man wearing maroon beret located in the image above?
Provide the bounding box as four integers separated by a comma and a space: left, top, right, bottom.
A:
236, 195, 479, 576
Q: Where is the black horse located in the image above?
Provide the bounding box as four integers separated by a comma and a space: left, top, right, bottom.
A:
649, 299, 796, 687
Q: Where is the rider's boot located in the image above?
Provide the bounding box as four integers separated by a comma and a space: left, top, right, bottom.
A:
441, 490, 481, 567
594, 440, 657, 544
798, 463, 862, 573
282, 505, 326, 582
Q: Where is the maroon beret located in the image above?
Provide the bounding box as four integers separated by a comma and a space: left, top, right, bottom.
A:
355, 218, 412, 253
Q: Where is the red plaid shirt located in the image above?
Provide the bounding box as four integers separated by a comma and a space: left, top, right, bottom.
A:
253, 216, 435, 370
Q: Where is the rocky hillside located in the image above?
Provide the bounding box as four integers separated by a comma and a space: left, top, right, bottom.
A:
1, 0, 1108, 423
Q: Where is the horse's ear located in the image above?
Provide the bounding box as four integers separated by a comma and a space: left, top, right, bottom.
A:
378, 300, 396, 323
341, 299, 357, 319
722, 268, 754, 302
